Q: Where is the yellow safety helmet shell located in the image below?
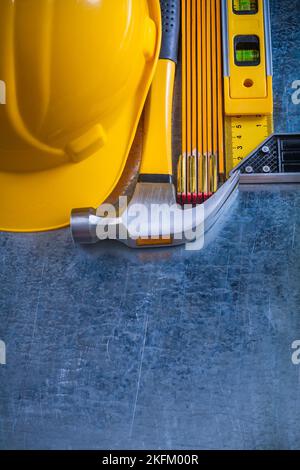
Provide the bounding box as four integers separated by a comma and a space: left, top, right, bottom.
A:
0, 0, 161, 231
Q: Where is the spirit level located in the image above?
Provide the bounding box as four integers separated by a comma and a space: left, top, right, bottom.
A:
222, 0, 273, 115
233, 0, 259, 14
222, 0, 274, 171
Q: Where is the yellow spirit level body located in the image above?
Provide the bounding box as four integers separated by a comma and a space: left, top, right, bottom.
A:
222, 0, 274, 171
222, 0, 273, 115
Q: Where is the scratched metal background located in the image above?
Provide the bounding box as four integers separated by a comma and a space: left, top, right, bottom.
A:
0, 0, 300, 450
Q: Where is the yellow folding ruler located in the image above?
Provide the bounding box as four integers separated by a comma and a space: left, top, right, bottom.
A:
222, 0, 274, 172
178, 0, 224, 205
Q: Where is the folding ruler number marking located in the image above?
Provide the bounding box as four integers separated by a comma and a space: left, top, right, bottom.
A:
0, 80, 6, 104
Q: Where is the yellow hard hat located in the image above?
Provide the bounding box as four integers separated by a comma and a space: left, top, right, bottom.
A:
0, 0, 161, 232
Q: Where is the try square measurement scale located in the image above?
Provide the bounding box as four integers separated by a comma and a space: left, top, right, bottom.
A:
225, 114, 273, 168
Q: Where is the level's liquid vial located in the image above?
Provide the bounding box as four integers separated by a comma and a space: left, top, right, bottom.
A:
234, 35, 260, 66
235, 49, 260, 63
233, 0, 258, 14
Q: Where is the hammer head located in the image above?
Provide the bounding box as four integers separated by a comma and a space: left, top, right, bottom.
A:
71, 172, 239, 249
